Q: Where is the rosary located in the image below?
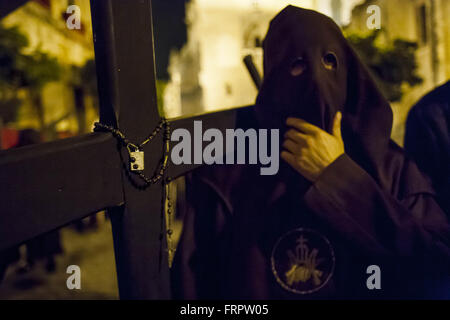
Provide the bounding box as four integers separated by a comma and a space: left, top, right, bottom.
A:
94, 119, 176, 267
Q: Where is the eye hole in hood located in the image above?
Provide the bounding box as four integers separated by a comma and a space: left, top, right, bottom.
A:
323, 52, 338, 70
290, 57, 307, 76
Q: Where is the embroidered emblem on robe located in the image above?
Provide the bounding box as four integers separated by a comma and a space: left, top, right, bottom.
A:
271, 228, 335, 294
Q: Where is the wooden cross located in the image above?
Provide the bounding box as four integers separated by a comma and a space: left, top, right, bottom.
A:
0, 0, 252, 299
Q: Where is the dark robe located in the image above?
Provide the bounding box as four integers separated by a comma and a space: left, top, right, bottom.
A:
172, 6, 450, 299
404, 81, 450, 215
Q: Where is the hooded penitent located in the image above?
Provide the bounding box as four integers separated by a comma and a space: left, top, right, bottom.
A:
172, 6, 450, 299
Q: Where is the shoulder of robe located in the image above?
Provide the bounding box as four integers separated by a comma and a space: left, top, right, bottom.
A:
412, 81, 450, 111
381, 140, 435, 201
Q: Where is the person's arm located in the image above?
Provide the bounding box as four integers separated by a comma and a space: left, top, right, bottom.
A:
303, 153, 450, 264
404, 106, 440, 185
281, 112, 450, 264
404, 104, 449, 214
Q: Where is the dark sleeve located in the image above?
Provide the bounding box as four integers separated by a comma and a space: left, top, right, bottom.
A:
404, 104, 450, 214
171, 174, 230, 299
404, 105, 442, 182
304, 154, 450, 267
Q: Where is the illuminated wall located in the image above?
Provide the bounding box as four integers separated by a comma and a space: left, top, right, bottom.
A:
349, 0, 450, 144
1, 0, 95, 134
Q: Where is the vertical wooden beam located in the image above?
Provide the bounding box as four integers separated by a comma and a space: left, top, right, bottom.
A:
91, 0, 170, 299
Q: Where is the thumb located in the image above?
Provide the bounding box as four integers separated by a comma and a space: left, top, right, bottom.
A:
332, 111, 342, 140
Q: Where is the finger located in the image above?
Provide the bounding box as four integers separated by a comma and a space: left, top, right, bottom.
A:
332, 112, 342, 140
286, 117, 320, 135
282, 139, 301, 154
281, 151, 297, 168
284, 129, 308, 144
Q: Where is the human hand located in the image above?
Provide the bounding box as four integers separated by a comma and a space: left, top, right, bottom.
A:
281, 112, 345, 182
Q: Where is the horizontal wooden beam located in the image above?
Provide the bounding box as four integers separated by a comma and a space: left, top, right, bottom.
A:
167, 105, 255, 179
0, 133, 123, 251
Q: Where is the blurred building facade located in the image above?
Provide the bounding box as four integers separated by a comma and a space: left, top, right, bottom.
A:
1, 0, 96, 142
163, 0, 363, 119
348, 0, 450, 143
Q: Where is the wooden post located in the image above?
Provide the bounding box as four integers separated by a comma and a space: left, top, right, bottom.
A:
90, 0, 170, 299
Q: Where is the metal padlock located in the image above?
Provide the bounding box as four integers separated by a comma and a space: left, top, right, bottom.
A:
129, 150, 144, 171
